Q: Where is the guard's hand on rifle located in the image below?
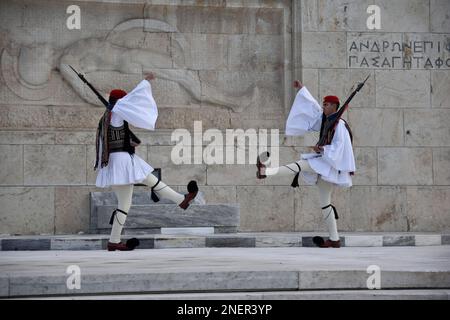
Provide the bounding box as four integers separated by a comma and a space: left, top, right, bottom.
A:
293, 80, 303, 89
145, 73, 155, 82
310, 145, 323, 153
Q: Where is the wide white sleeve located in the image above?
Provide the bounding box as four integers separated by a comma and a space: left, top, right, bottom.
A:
112, 80, 158, 130
285, 86, 323, 136
322, 120, 356, 172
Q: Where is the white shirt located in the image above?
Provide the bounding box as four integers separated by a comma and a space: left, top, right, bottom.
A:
286, 87, 356, 187
95, 80, 157, 188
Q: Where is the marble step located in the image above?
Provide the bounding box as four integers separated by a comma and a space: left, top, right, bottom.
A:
90, 192, 240, 233
26, 289, 450, 300
1, 246, 449, 298
0, 232, 448, 251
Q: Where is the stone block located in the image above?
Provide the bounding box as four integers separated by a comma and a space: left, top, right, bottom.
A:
21, 0, 143, 32
161, 227, 214, 235
0, 105, 53, 129
415, 235, 442, 246
24, 145, 86, 185
54, 187, 97, 234
299, 270, 368, 289
237, 186, 294, 232
376, 70, 430, 107
302, 32, 347, 68
93, 204, 239, 232
406, 187, 450, 232
378, 148, 433, 185
199, 70, 283, 116
2, 239, 51, 251
380, 271, 450, 289
178, 34, 228, 70
8, 275, 71, 297
51, 107, 103, 129
430, 0, 450, 32
171, 5, 285, 36
300, 0, 319, 32
0, 131, 55, 145
349, 186, 407, 232
50, 238, 102, 250
255, 235, 301, 247
109, 32, 171, 68
133, 238, 155, 249
377, 0, 430, 32
383, 235, 415, 246
347, 33, 405, 69
348, 109, 403, 146
0, 278, 8, 297
352, 148, 377, 185
302, 0, 429, 32
442, 235, 450, 245
403, 33, 450, 70
206, 237, 255, 247
319, 69, 375, 107
55, 131, 96, 145
147, 146, 206, 186
311, 0, 371, 31
405, 110, 450, 146
345, 235, 383, 247
228, 35, 284, 72
6, 271, 298, 296
0, 145, 23, 185
254, 8, 284, 35
154, 237, 205, 249
432, 71, 450, 108
0, 187, 54, 235
433, 148, 450, 185
301, 69, 319, 99
196, 186, 237, 204
156, 107, 231, 130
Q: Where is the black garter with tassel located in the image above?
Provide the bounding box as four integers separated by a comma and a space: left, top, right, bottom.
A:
290, 163, 302, 188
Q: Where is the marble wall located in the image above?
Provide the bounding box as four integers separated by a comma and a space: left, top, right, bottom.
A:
0, 0, 449, 234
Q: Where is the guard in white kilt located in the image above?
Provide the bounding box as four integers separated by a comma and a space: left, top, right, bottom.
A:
95, 73, 200, 251
256, 80, 356, 248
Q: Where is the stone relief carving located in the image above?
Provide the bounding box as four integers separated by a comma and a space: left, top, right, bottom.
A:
2, 18, 258, 111
1, 43, 59, 101
1, 17, 259, 112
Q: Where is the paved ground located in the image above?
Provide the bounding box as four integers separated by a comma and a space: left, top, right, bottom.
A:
1, 246, 449, 298
1, 246, 450, 274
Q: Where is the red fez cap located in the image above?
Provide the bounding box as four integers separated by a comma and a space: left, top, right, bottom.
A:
323, 95, 340, 105
109, 89, 127, 100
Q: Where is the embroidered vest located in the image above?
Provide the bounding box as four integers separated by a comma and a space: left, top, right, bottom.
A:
107, 121, 140, 154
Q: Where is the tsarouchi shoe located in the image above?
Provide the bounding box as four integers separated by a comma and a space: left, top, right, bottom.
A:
179, 180, 199, 210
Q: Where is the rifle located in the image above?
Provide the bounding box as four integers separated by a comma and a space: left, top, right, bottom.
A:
317, 75, 370, 147
68, 65, 110, 109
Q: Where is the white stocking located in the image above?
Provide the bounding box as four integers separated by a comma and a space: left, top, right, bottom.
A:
142, 173, 184, 205
317, 178, 339, 241
109, 184, 134, 244
265, 160, 315, 176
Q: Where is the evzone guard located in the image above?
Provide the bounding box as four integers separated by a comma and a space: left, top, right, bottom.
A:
256, 78, 368, 248
71, 68, 201, 251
